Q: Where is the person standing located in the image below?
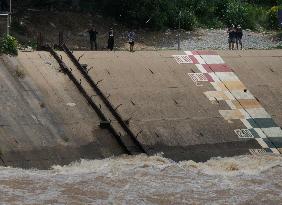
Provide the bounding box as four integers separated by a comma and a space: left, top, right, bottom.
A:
107, 28, 114, 51
227, 25, 236, 50
128, 30, 136, 52
236, 25, 243, 50
88, 26, 98, 51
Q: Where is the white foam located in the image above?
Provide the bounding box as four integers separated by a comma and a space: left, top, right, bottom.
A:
180, 154, 282, 176
0, 154, 282, 204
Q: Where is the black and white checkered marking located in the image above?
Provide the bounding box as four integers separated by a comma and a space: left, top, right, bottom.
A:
249, 149, 267, 155
188, 73, 208, 86
173, 55, 193, 64
234, 129, 255, 139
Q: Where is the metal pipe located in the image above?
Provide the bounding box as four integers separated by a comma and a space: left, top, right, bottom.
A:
9, 0, 11, 23
178, 11, 181, 51
175, 0, 181, 50
7, 14, 9, 35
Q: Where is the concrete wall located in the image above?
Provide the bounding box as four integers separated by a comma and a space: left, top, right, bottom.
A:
0, 49, 281, 168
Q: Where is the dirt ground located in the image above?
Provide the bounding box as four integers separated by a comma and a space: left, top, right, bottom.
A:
9, 11, 173, 50
7, 11, 282, 51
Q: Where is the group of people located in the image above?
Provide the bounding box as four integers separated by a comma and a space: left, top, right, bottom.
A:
87, 26, 136, 52
87, 24, 243, 51
227, 25, 243, 50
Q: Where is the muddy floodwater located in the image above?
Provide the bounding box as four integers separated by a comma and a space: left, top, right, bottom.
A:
0, 154, 281, 205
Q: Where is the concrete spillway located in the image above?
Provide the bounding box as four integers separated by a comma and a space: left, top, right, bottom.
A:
0, 49, 281, 168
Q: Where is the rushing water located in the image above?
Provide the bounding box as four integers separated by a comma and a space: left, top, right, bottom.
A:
0, 154, 281, 205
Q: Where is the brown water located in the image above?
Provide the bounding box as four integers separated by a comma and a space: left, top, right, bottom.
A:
0, 154, 281, 205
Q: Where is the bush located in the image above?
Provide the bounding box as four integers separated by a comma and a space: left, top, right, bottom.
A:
275, 30, 282, 40
222, 1, 254, 28
12, 0, 282, 31
180, 10, 197, 30
0, 35, 18, 56
267, 6, 282, 29
244, 5, 268, 30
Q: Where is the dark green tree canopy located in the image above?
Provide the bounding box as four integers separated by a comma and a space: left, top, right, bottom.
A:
10, 0, 282, 30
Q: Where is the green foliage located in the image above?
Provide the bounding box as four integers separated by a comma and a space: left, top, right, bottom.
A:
11, 21, 27, 35
267, 6, 282, 29
223, 1, 252, 28
14, 0, 282, 30
27, 40, 37, 50
180, 11, 197, 30
245, 0, 279, 6
275, 30, 282, 39
93, 0, 277, 30
245, 5, 268, 29
0, 35, 19, 56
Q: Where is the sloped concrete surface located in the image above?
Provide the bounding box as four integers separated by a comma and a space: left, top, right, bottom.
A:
73, 50, 263, 161
0, 52, 125, 169
0, 49, 281, 168
219, 50, 282, 127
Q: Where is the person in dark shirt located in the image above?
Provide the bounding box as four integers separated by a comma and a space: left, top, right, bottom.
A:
236, 25, 243, 50
227, 25, 236, 50
128, 30, 136, 52
88, 26, 98, 51
107, 28, 114, 51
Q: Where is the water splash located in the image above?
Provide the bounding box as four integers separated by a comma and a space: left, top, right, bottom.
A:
0, 154, 281, 204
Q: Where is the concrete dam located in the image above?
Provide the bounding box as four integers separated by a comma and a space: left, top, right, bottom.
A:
0, 48, 281, 169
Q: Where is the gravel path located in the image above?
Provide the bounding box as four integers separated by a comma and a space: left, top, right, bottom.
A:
165, 29, 282, 50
